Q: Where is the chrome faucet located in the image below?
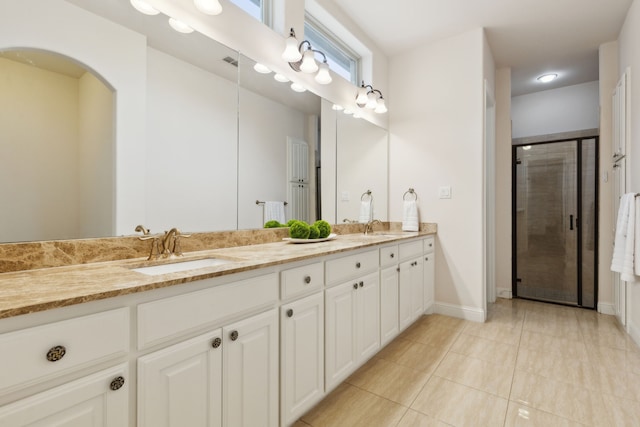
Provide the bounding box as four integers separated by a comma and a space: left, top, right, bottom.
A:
363, 219, 381, 235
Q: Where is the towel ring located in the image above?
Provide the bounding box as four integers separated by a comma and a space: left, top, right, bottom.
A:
361, 190, 372, 201
403, 188, 418, 201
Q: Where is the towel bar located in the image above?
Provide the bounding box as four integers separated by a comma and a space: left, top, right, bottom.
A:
360, 190, 372, 201
403, 188, 418, 201
256, 200, 288, 206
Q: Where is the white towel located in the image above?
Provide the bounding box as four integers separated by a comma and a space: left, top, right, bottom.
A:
402, 200, 419, 231
611, 193, 637, 282
358, 199, 373, 223
264, 201, 286, 224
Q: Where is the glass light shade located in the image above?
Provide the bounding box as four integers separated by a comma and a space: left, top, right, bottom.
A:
130, 0, 160, 15
365, 92, 378, 109
282, 36, 302, 62
274, 73, 290, 83
299, 50, 318, 73
314, 62, 332, 84
290, 82, 306, 93
374, 98, 388, 114
168, 18, 194, 33
355, 86, 368, 107
194, 0, 222, 15
253, 63, 271, 74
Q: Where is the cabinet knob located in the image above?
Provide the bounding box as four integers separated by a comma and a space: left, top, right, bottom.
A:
46, 345, 66, 362
353, 283, 358, 290
212, 337, 222, 348
429, 243, 433, 247
359, 281, 364, 288
287, 309, 294, 318
304, 275, 311, 284
390, 253, 395, 258
355, 262, 361, 268
110, 376, 125, 391
396, 267, 400, 272
230, 330, 239, 341
425, 257, 429, 261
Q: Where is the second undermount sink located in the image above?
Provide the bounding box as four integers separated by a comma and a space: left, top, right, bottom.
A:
131, 258, 234, 276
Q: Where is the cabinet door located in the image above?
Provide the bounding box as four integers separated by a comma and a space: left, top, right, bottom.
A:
398, 259, 414, 331
223, 309, 278, 427
424, 253, 435, 314
325, 281, 357, 390
288, 137, 309, 183
281, 293, 324, 426
0, 364, 128, 427
380, 266, 399, 346
138, 330, 222, 427
411, 257, 425, 321
356, 271, 380, 362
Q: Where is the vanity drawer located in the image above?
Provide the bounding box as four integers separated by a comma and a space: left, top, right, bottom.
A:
325, 249, 378, 286
0, 308, 129, 392
281, 262, 324, 300
138, 273, 278, 349
399, 240, 423, 260
380, 245, 399, 268
424, 236, 435, 254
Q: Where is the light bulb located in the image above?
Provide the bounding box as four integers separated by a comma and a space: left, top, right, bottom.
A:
194, 0, 222, 15
168, 18, 194, 33
315, 61, 332, 84
374, 98, 387, 114
253, 63, 271, 74
365, 91, 377, 109
290, 82, 306, 93
274, 73, 289, 83
355, 85, 368, 107
282, 34, 302, 62
130, 0, 160, 15
343, 109, 354, 115
332, 104, 344, 111
537, 73, 557, 83
299, 49, 318, 73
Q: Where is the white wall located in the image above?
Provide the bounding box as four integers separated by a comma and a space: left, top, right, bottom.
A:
618, 0, 640, 344
389, 28, 488, 321
145, 48, 238, 234
511, 81, 600, 139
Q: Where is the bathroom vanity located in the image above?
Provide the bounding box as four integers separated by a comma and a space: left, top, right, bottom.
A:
0, 230, 435, 427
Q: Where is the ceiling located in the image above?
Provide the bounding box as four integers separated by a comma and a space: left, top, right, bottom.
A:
329, 0, 634, 96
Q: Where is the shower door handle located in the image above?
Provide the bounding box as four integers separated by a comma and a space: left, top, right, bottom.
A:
570, 215, 574, 230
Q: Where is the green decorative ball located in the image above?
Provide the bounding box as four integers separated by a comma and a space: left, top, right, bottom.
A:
313, 220, 332, 238
289, 221, 311, 239
308, 225, 320, 239
264, 220, 283, 228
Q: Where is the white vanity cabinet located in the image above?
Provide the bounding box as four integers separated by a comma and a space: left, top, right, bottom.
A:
325, 249, 380, 391
423, 236, 435, 313
398, 241, 425, 331
379, 245, 400, 346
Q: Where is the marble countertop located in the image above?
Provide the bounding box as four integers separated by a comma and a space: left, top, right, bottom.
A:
0, 231, 435, 319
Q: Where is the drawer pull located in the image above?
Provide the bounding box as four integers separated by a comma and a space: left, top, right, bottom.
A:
353, 283, 358, 290
230, 330, 239, 341
396, 267, 400, 272
46, 345, 66, 362
212, 337, 222, 348
304, 275, 311, 284
287, 309, 294, 318
359, 281, 364, 288
429, 243, 433, 247
390, 253, 395, 258
110, 376, 125, 391
355, 262, 361, 268
425, 257, 429, 261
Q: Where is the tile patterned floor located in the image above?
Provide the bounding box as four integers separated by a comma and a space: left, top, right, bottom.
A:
294, 298, 640, 427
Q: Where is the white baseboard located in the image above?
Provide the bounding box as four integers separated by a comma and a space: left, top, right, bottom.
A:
629, 320, 640, 349
597, 302, 615, 316
424, 303, 434, 315
434, 302, 485, 323
496, 288, 512, 299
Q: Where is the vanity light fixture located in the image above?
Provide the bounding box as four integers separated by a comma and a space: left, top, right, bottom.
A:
193, 0, 222, 15
253, 63, 271, 74
130, 0, 160, 15
168, 17, 194, 33
355, 81, 387, 114
282, 28, 333, 85
537, 73, 558, 83
274, 73, 290, 83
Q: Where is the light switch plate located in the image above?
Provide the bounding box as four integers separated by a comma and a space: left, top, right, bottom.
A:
439, 186, 452, 199
341, 191, 350, 201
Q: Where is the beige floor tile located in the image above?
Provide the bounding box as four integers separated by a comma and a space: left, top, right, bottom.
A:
463, 320, 522, 345
585, 345, 628, 372
395, 340, 448, 374
300, 383, 407, 427
376, 337, 414, 362
523, 312, 581, 340
397, 409, 451, 427
590, 364, 640, 401
602, 393, 640, 426
504, 402, 586, 426
403, 323, 461, 349
451, 332, 518, 366
515, 347, 598, 390
434, 352, 513, 398
510, 370, 608, 426
519, 330, 589, 362
421, 313, 468, 331
411, 376, 508, 426
292, 421, 312, 427
347, 358, 431, 406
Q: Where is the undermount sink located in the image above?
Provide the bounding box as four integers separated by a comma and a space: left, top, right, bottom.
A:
131, 258, 234, 276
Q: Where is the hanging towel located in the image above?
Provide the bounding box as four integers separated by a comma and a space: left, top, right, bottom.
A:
264, 201, 286, 224
402, 199, 419, 232
358, 199, 373, 223
611, 193, 637, 282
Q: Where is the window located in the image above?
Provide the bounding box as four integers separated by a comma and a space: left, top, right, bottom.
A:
228, 0, 270, 25
304, 15, 360, 84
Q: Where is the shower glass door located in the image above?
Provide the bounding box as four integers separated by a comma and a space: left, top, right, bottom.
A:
514, 138, 597, 307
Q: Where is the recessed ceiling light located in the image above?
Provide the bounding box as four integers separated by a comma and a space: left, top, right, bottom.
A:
522, 145, 532, 150
130, 0, 160, 15
274, 73, 289, 83
290, 82, 306, 93
253, 63, 271, 74
332, 104, 344, 111
168, 17, 194, 33
537, 73, 558, 83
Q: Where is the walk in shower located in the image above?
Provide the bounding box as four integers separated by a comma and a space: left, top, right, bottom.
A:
513, 137, 598, 308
